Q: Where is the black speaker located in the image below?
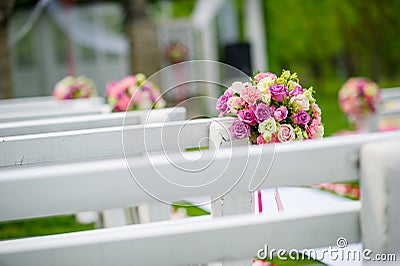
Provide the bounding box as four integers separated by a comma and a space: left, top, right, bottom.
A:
223, 42, 252, 76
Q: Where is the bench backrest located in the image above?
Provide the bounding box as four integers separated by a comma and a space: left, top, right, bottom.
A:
0, 207, 360, 266
0, 97, 108, 123
0, 116, 216, 168
0, 107, 186, 137
379, 87, 400, 129
0, 97, 104, 113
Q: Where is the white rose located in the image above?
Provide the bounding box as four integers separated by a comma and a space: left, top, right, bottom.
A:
229, 81, 246, 94
257, 77, 275, 94
258, 117, 277, 136
316, 125, 324, 139
289, 94, 310, 111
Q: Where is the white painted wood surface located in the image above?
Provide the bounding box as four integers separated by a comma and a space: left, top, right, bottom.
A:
1, 125, 400, 264
0, 97, 107, 122
378, 87, 400, 129
0, 104, 109, 123
0, 118, 221, 167
0, 96, 102, 110
0, 206, 360, 266
360, 140, 400, 256
0, 107, 186, 137
0, 106, 187, 225
208, 118, 253, 217
381, 87, 400, 101
1, 129, 399, 222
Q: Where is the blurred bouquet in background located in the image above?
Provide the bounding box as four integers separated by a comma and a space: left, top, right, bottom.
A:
105, 73, 166, 112
216, 70, 324, 144
53, 76, 97, 100
338, 77, 381, 123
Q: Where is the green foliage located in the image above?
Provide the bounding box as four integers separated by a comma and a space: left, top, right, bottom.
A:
264, 0, 400, 94
171, 0, 197, 18
0, 215, 95, 240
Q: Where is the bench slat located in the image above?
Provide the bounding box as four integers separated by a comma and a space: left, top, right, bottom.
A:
0, 107, 186, 137
0, 117, 214, 167
0, 207, 360, 266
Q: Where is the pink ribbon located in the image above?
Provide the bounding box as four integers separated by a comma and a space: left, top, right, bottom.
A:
258, 190, 263, 213
274, 188, 284, 212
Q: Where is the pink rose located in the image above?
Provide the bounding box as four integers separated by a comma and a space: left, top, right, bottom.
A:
105, 81, 119, 97
254, 103, 271, 122
289, 85, 304, 97
254, 72, 277, 83
269, 133, 280, 143
119, 76, 137, 88
277, 124, 295, 142
227, 96, 244, 112
269, 84, 289, 102
292, 109, 310, 125
273, 106, 288, 122
131, 90, 144, 103
240, 85, 262, 106
312, 103, 321, 115
257, 134, 267, 144
216, 89, 233, 115
306, 119, 319, 139
115, 94, 131, 111
230, 118, 250, 139
252, 259, 272, 266
238, 108, 258, 125
313, 112, 322, 124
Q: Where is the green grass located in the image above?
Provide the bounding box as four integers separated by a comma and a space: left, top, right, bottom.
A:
268, 254, 326, 265
185, 146, 209, 152
172, 200, 210, 217
0, 215, 95, 241
253, 253, 326, 265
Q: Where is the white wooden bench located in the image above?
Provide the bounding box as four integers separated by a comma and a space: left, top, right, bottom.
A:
0, 118, 228, 222
379, 87, 400, 129
0, 107, 186, 137
0, 120, 399, 220
0, 106, 187, 225
0, 97, 108, 122
0, 96, 100, 112
0, 129, 399, 265
0, 96, 104, 112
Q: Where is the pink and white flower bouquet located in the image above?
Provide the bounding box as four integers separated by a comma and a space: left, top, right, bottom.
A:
338, 77, 381, 122
216, 70, 324, 144
105, 74, 166, 112
53, 76, 97, 100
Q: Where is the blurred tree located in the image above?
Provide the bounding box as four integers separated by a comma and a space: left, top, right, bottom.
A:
0, 0, 16, 99
123, 0, 159, 76
338, 0, 400, 85
264, 0, 400, 94
265, 0, 342, 91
